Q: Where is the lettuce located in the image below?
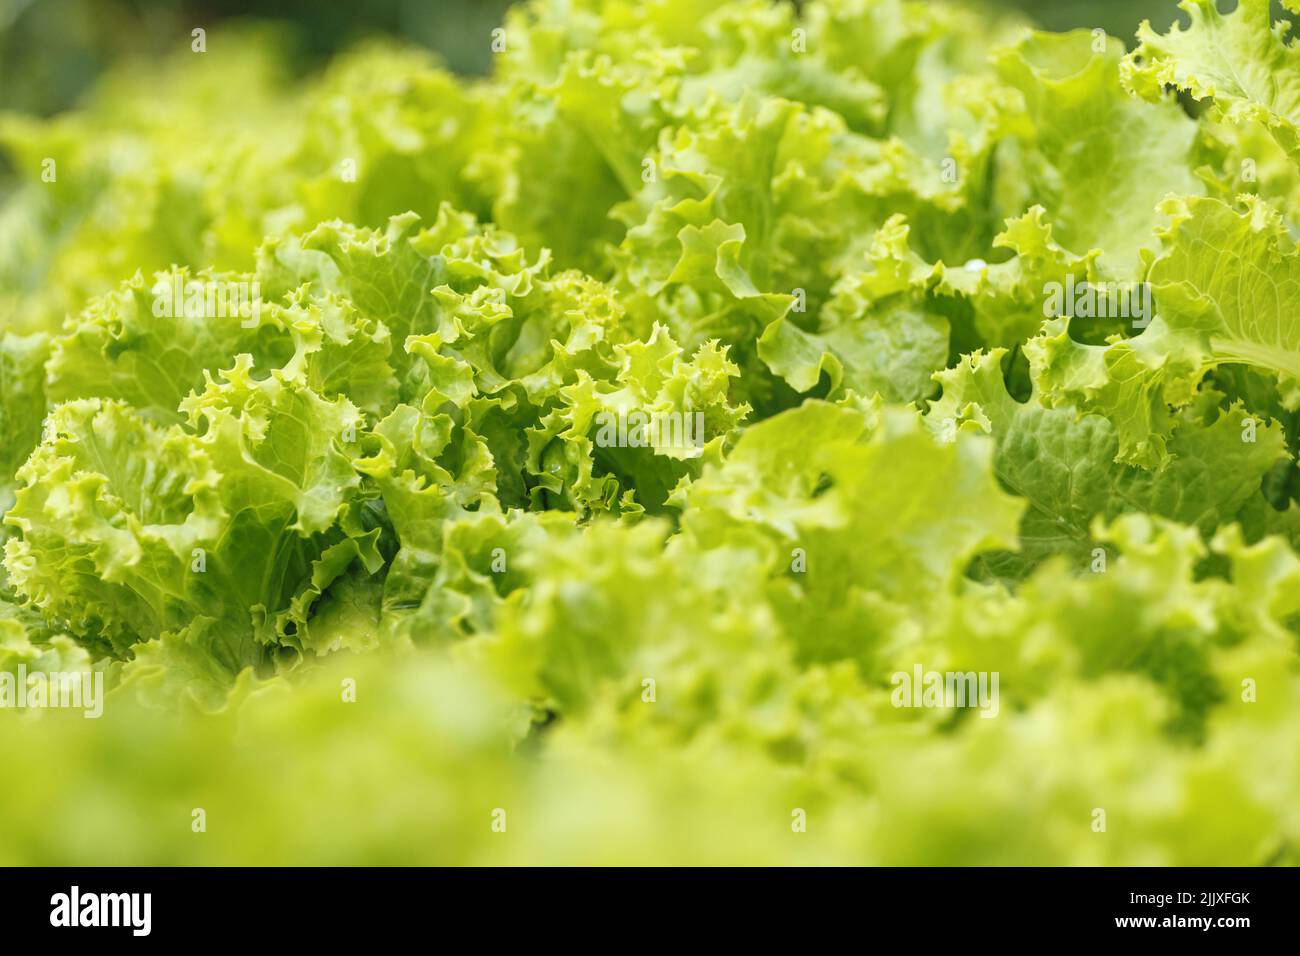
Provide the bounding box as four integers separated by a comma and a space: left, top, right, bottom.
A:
1, 0, 1298, 866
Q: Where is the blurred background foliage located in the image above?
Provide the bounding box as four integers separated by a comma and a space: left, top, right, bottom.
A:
0, 0, 1253, 117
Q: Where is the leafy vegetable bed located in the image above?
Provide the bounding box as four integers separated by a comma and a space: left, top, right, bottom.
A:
1, 0, 1298, 864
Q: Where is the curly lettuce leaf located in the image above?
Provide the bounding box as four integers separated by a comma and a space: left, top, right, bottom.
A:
1124, 0, 1300, 165
1029, 195, 1300, 466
